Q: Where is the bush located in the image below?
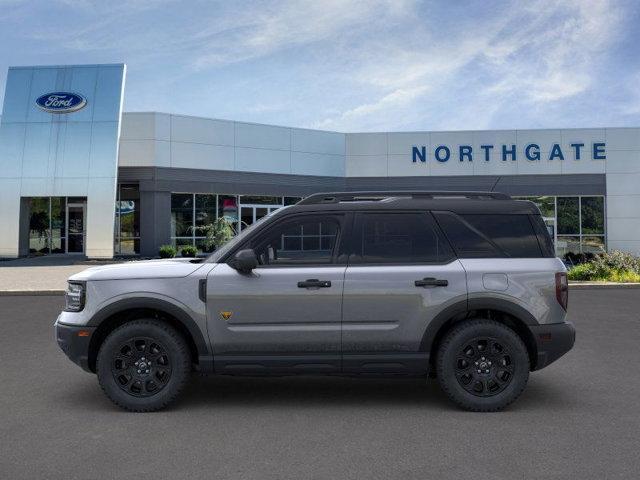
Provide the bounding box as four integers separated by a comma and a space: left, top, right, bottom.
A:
192, 217, 235, 251
159, 245, 177, 258
567, 250, 640, 282
563, 252, 595, 265
180, 245, 198, 257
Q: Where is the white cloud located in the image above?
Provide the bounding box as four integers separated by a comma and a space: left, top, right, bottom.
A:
314, 0, 625, 130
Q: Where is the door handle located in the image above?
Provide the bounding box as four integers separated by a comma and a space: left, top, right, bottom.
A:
298, 279, 332, 288
415, 277, 448, 287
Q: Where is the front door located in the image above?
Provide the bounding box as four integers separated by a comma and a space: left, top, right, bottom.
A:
341, 212, 467, 374
66, 203, 85, 254
206, 213, 347, 374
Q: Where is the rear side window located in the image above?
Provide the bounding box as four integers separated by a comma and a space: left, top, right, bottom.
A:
434, 212, 543, 258
530, 214, 555, 257
433, 212, 500, 258
352, 212, 454, 264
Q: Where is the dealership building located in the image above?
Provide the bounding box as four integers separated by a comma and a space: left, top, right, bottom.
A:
1, 63, 639, 259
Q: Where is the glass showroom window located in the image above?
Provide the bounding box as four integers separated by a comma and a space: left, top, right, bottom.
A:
171, 194, 304, 254
557, 196, 605, 257
171, 193, 218, 253
517, 196, 605, 257
114, 184, 140, 255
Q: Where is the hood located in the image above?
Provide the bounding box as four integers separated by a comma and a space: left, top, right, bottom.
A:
69, 258, 207, 282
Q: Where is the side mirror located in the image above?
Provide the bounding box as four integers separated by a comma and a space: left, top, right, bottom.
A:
231, 249, 258, 273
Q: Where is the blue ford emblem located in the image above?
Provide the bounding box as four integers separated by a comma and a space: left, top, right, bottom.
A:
35, 92, 87, 114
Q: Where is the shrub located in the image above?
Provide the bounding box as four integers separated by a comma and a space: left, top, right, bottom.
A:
563, 252, 595, 265
567, 263, 596, 281
180, 245, 198, 258
592, 250, 640, 273
567, 250, 640, 282
159, 245, 177, 258
192, 217, 235, 251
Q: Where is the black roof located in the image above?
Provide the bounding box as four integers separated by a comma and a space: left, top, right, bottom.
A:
286, 191, 540, 215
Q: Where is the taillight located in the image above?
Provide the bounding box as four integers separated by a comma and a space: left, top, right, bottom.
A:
555, 272, 568, 311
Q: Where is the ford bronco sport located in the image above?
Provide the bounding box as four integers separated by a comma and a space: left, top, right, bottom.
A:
55, 191, 575, 412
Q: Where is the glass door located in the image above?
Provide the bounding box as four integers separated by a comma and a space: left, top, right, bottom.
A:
66, 203, 86, 254
239, 204, 282, 231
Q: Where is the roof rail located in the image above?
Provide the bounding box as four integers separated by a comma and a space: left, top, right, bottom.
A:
297, 191, 511, 205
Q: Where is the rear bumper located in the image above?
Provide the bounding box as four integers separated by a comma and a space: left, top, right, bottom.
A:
55, 317, 96, 373
530, 321, 576, 370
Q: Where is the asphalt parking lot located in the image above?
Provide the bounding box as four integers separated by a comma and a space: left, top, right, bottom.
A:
1, 290, 639, 480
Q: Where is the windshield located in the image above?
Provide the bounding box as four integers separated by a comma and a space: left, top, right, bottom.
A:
205, 206, 291, 263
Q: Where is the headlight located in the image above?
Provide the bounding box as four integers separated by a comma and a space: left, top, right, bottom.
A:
64, 281, 86, 312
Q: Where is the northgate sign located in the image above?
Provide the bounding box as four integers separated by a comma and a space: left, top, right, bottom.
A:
412, 142, 606, 163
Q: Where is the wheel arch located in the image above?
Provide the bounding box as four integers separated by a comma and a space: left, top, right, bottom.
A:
422, 298, 539, 371
86, 297, 211, 373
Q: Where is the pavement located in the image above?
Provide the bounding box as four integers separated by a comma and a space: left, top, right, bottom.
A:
0, 256, 120, 293
0, 289, 639, 479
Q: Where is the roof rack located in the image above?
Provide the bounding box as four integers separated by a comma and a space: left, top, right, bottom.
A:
297, 191, 511, 205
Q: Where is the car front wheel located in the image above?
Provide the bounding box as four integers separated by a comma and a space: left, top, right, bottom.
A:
436, 319, 530, 412
96, 319, 191, 412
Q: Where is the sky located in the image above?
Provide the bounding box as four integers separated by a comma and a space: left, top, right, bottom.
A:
0, 0, 639, 132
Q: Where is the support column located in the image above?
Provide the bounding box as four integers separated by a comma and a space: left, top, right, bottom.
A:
139, 189, 171, 257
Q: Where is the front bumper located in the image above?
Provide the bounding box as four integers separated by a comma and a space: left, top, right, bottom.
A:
530, 321, 576, 370
55, 317, 96, 373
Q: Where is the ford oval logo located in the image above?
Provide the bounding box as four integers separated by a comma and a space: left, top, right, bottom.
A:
35, 92, 87, 114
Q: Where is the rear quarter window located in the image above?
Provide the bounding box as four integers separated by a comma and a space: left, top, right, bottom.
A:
434, 212, 544, 258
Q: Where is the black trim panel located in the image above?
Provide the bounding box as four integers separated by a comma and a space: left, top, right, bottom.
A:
342, 353, 429, 374
87, 297, 211, 357
55, 322, 96, 373
467, 297, 539, 325
215, 354, 341, 375
530, 321, 576, 370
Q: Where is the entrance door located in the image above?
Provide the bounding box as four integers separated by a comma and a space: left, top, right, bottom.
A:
66, 203, 86, 254
239, 204, 282, 231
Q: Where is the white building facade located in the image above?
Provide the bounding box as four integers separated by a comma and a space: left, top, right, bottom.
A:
1, 64, 639, 259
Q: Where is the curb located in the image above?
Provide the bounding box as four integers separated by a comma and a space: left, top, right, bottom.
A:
0, 290, 65, 296
569, 282, 640, 289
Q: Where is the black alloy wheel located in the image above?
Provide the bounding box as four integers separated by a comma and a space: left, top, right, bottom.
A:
454, 337, 514, 397
97, 319, 191, 412
110, 336, 172, 398
436, 319, 529, 412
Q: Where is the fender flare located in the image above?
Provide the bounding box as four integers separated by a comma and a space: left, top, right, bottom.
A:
419, 297, 539, 352
87, 297, 211, 357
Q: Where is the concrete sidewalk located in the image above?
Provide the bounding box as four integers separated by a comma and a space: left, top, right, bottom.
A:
0, 256, 123, 294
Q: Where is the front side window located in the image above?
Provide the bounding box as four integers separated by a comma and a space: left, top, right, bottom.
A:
352, 213, 453, 264
248, 215, 340, 266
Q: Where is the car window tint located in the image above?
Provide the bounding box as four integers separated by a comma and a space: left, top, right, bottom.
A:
354, 213, 453, 263
433, 212, 500, 258
250, 216, 339, 265
529, 214, 555, 257
461, 214, 542, 258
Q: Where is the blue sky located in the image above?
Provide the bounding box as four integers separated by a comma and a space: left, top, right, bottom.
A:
0, 0, 639, 132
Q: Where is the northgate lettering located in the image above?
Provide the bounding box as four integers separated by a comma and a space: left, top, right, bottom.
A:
411, 143, 606, 163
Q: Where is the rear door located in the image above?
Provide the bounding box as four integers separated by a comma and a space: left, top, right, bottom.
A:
206, 213, 347, 374
341, 211, 467, 374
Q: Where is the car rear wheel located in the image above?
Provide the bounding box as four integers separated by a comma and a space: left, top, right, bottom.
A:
96, 319, 191, 412
436, 319, 529, 412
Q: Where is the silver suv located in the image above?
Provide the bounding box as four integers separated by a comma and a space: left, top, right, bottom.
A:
55, 191, 575, 412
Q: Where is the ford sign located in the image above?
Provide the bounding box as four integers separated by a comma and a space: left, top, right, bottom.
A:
35, 92, 87, 114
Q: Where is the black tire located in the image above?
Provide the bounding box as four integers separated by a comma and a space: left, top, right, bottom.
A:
436, 319, 529, 412
96, 319, 191, 412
